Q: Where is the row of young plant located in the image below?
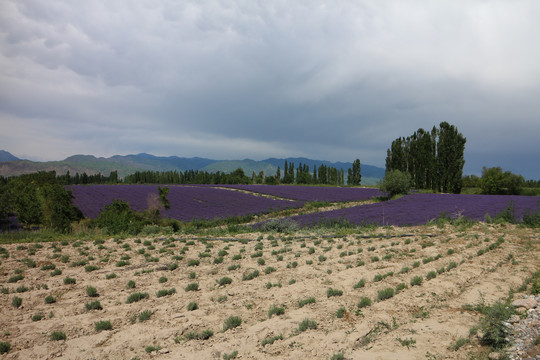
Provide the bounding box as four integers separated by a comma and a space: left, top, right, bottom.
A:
0, 225, 518, 357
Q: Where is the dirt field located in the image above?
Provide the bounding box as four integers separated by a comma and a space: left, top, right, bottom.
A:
1, 223, 538, 360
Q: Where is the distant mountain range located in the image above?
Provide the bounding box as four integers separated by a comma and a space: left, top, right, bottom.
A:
0, 150, 385, 185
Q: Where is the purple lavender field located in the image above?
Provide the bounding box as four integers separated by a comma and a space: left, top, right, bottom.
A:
69, 185, 302, 221
217, 185, 382, 202
288, 193, 540, 227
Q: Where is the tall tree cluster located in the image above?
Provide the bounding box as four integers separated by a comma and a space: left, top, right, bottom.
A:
385, 122, 466, 193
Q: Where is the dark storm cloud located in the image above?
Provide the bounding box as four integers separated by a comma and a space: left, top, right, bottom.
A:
1, 1, 539, 178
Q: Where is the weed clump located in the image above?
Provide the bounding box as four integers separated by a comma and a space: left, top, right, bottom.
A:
126, 292, 149, 304
223, 316, 242, 331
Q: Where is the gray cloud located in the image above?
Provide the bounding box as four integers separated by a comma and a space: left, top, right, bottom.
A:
1, 1, 539, 178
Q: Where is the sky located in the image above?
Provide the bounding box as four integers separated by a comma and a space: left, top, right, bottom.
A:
1, 1, 539, 179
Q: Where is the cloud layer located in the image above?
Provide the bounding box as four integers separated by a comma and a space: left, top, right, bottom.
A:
1, 1, 539, 178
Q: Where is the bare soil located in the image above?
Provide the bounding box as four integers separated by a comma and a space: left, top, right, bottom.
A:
1, 223, 538, 360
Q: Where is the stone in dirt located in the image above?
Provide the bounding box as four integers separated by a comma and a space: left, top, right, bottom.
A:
511, 298, 537, 310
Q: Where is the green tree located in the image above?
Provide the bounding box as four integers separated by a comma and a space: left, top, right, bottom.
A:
347, 159, 362, 186
157, 186, 170, 209
95, 200, 143, 235
480, 167, 524, 195
378, 170, 411, 197
437, 122, 466, 193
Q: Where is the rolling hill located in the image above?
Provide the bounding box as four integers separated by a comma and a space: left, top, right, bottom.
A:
0, 150, 385, 184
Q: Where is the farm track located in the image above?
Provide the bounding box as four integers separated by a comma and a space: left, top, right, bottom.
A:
0, 224, 538, 359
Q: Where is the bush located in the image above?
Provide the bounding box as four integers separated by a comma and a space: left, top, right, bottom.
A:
298, 297, 316, 308
157, 288, 176, 297
127, 280, 136, 289
268, 305, 285, 318
185, 329, 214, 340
336, 307, 346, 318
480, 301, 514, 348
95, 200, 143, 235
185, 283, 199, 292
426, 271, 437, 280
63, 277, 76, 285
353, 279, 366, 289
187, 302, 198, 311
260, 218, 299, 233
217, 277, 233, 286
86, 286, 99, 297
50, 331, 66, 341
85, 300, 103, 310
138, 310, 152, 322
377, 287, 395, 301
12, 296, 22, 308
126, 292, 149, 304
223, 350, 239, 360
95, 320, 112, 332
410, 276, 423, 286
297, 318, 317, 333
358, 297, 372, 308
44, 295, 56, 304
223, 316, 242, 331
261, 334, 283, 347
378, 170, 411, 197
0, 342, 10, 354
327, 288, 343, 298
242, 270, 259, 281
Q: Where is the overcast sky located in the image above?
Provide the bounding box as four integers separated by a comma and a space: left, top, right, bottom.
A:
1, 1, 539, 179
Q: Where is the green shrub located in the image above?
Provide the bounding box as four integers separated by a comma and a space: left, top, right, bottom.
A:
261, 334, 283, 347
105, 273, 116, 279
44, 295, 56, 304
268, 305, 285, 318
32, 313, 44, 321
127, 280, 136, 289
185, 283, 199, 292
50, 331, 66, 341
223, 350, 239, 360
242, 270, 259, 281
297, 318, 317, 333
187, 302, 198, 311
12, 296, 22, 308
426, 271, 437, 280
330, 353, 345, 360
217, 277, 233, 286
480, 301, 514, 348
95, 320, 112, 332
298, 297, 316, 308
138, 310, 152, 322
187, 259, 200, 267
157, 288, 176, 297
260, 218, 299, 233
185, 329, 214, 340
264, 266, 276, 274
0, 342, 10, 354
353, 279, 366, 289
63, 277, 76, 285
223, 316, 242, 331
358, 297, 372, 308
327, 288, 343, 298
336, 307, 346, 318
95, 199, 143, 235
8, 274, 24, 283
377, 287, 395, 301
126, 292, 149, 304
159, 276, 168, 283
410, 276, 423, 286
85, 300, 103, 311
378, 170, 411, 197
86, 286, 99, 297
85, 265, 99, 272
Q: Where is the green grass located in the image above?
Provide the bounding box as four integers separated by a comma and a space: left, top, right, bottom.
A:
261, 334, 283, 347
217, 277, 233, 286
222, 350, 239, 360
185, 283, 199, 292
410, 276, 423, 286
12, 296, 22, 308
63, 277, 76, 285
0, 342, 11, 354
44, 295, 56, 304
187, 302, 198, 311
357, 297, 372, 308
377, 287, 395, 301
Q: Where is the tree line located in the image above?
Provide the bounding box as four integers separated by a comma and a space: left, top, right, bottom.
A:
385, 122, 466, 193
24, 159, 363, 186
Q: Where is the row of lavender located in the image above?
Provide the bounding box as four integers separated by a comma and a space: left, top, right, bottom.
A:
286, 193, 540, 227
215, 184, 382, 202
69, 185, 304, 221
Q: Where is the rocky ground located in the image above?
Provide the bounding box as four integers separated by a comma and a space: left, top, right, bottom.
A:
0, 223, 538, 359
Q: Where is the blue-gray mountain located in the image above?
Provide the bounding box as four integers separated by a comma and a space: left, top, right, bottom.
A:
0, 151, 384, 185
